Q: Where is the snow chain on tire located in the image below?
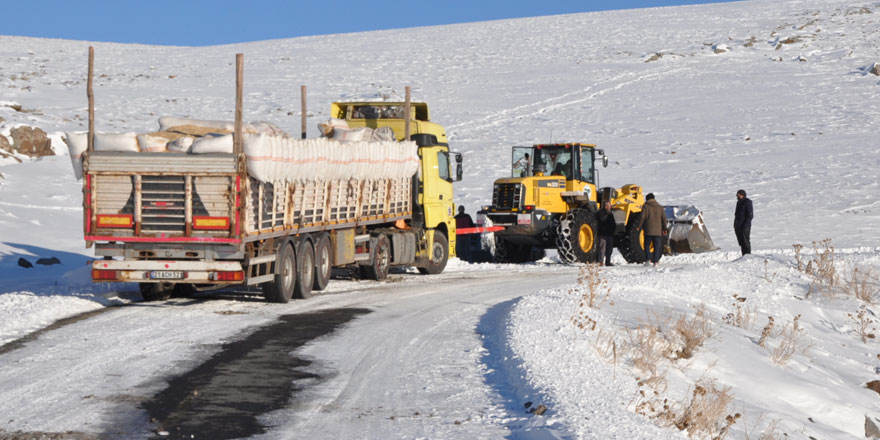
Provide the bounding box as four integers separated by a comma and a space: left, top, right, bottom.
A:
555, 208, 599, 264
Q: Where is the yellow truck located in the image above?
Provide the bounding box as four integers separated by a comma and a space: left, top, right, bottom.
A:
81, 52, 461, 302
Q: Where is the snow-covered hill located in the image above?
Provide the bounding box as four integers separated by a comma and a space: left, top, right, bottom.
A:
1, 0, 880, 439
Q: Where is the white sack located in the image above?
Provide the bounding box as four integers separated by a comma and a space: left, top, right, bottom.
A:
370, 126, 395, 142
137, 134, 168, 153
63, 132, 88, 180
94, 132, 139, 152
318, 118, 349, 137
167, 136, 194, 153
158, 116, 234, 132
190, 134, 233, 154
243, 134, 419, 183
332, 127, 370, 142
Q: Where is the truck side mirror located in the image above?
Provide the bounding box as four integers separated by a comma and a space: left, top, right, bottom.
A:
603, 156, 608, 168
454, 153, 463, 182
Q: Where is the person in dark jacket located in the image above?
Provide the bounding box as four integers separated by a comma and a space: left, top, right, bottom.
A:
455, 206, 476, 261
596, 201, 617, 266
637, 193, 668, 266
734, 189, 753, 256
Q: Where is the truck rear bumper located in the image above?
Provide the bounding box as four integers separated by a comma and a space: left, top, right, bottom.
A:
92, 260, 244, 283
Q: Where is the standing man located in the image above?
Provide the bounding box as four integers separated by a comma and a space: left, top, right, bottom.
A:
455, 206, 476, 261
596, 201, 617, 266
637, 193, 668, 267
734, 189, 753, 256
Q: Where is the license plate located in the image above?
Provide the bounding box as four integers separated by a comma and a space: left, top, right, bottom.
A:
149, 270, 185, 280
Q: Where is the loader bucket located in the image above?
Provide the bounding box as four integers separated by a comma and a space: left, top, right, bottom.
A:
663, 205, 718, 254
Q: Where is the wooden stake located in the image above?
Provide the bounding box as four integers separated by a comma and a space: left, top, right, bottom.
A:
301, 85, 307, 139
404, 86, 411, 141
234, 53, 244, 156
87, 46, 95, 152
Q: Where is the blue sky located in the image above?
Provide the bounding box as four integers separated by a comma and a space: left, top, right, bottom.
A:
4, 0, 741, 46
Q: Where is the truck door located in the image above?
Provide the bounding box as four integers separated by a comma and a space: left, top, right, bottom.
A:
421, 146, 455, 231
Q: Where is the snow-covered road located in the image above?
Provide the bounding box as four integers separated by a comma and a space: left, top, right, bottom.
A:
0, 263, 577, 439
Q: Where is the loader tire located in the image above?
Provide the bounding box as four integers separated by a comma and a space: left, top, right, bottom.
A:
555, 208, 599, 264
617, 212, 647, 264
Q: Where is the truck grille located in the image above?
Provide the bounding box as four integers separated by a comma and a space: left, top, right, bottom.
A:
492, 183, 523, 210
141, 175, 186, 233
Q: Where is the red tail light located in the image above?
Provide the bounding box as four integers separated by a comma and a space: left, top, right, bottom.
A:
92, 269, 118, 281
523, 205, 535, 212
213, 271, 244, 282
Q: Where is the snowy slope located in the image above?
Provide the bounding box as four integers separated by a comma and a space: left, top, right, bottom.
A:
2, 0, 880, 438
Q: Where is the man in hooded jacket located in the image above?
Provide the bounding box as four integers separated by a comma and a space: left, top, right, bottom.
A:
734, 189, 753, 256
637, 193, 668, 266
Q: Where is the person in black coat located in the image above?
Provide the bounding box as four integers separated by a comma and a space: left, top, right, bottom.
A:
734, 189, 753, 256
596, 201, 617, 266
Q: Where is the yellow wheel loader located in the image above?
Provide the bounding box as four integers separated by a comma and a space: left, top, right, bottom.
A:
476, 143, 716, 264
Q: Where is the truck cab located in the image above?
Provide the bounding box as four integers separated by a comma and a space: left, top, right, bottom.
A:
332, 101, 462, 264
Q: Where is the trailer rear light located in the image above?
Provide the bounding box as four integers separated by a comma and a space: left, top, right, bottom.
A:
96, 214, 133, 228
523, 205, 535, 212
92, 269, 118, 281
211, 271, 244, 282
193, 216, 230, 230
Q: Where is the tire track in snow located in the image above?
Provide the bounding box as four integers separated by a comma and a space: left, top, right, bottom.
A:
449, 66, 689, 137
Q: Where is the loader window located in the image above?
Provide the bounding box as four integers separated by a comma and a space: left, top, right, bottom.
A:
578, 148, 595, 183
511, 146, 532, 177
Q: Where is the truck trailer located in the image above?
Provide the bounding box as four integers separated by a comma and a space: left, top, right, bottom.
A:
76, 50, 462, 302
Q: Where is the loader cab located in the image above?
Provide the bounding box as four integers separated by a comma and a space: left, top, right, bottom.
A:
511, 144, 604, 188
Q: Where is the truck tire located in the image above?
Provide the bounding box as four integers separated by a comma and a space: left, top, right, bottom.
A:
556, 208, 599, 264
418, 231, 449, 275
140, 282, 172, 302
293, 238, 315, 299
262, 241, 296, 303
617, 212, 646, 264
313, 233, 332, 291
361, 234, 391, 280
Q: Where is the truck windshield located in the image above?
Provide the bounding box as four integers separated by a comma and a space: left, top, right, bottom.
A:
352, 105, 407, 119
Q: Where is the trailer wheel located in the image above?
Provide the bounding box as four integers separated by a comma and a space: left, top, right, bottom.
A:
418, 231, 449, 275
361, 234, 391, 280
262, 241, 296, 303
617, 212, 647, 264
556, 208, 599, 264
313, 233, 332, 291
293, 238, 315, 299
140, 283, 172, 302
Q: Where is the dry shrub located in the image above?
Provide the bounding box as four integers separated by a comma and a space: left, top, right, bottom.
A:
593, 328, 620, 367
570, 263, 611, 331
744, 417, 784, 440
672, 305, 716, 360
763, 259, 777, 283
847, 306, 877, 344
757, 317, 774, 348
770, 315, 811, 366
723, 295, 757, 330
635, 378, 740, 440
842, 266, 879, 303
793, 239, 838, 297
672, 380, 740, 439
627, 318, 674, 388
